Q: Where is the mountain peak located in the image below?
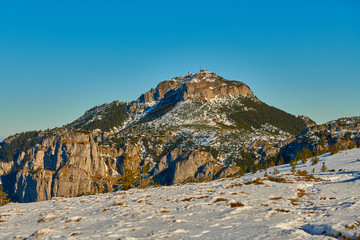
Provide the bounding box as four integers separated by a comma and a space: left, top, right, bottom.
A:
138, 71, 254, 107
170, 69, 219, 83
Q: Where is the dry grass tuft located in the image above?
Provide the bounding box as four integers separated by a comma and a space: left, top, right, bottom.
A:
65, 217, 85, 223
229, 202, 244, 208
269, 197, 282, 200
225, 183, 243, 188
181, 197, 194, 202
213, 198, 228, 203
288, 198, 301, 206
244, 178, 264, 185
275, 208, 290, 213
296, 169, 309, 176
32, 228, 53, 237
112, 201, 125, 206
345, 220, 360, 230
301, 211, 319, 214
297, 189, 310, 198
294, 174, 324, 182
38, 215, 58, 223
34, 232, 47, 237
267, 176, 292, 183
180, 195, 212, 202
196, 195, 210, 199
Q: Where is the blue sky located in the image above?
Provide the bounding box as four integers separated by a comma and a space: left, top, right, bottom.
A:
0, 0, 359, 137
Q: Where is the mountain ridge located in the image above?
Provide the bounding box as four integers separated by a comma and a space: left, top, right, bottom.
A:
0, 70, 359, 202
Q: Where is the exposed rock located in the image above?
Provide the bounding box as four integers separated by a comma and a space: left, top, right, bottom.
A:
12, 133, 110, 202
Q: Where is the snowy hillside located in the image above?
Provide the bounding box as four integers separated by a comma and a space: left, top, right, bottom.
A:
1, 148, 360, 239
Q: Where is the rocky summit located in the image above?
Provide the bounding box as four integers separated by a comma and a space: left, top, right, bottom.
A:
0, 70, 359, 203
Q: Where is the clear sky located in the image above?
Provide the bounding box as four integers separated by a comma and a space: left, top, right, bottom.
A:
0, 0, 359, 138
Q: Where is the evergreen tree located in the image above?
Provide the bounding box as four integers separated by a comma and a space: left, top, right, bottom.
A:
0, 185, 10, 206
312, 156, 320, 165
321, 162, 327, 172
278, 156, 285, 165
117, 165, 141, 190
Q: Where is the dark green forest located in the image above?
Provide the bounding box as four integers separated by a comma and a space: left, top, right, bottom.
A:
72, 102, 128, 132
227, 98, 307, 136
0, 131, 43, 163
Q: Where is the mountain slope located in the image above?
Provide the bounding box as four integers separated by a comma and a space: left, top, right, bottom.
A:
1, 148, 359, 239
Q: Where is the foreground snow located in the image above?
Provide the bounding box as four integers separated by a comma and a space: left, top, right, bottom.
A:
1, 149, 360, 239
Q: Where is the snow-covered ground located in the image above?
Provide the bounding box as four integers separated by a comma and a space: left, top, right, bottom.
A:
1, 149, 360, 239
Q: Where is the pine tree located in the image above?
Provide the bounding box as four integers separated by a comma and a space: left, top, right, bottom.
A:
321, 162, 327, 172
117, 164, 141, 190
278, 156, 284, 165
0, 185, 10, 206
312, 156, 319, 165
269, 159, 275, 167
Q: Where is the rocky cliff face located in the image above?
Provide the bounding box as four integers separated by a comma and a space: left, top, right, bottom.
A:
0, 70, 318, 202
3, 131, 237, 202
138, 70, 253, 105
11, 132, 107, 202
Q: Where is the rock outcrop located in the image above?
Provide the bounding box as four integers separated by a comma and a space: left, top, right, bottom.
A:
12, 132, 110, 202
138, 70, 254, 106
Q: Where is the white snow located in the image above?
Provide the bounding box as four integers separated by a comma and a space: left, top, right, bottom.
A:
1, 148, 360, 239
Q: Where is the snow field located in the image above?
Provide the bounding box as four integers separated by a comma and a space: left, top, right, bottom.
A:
1, 148, 360, 239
